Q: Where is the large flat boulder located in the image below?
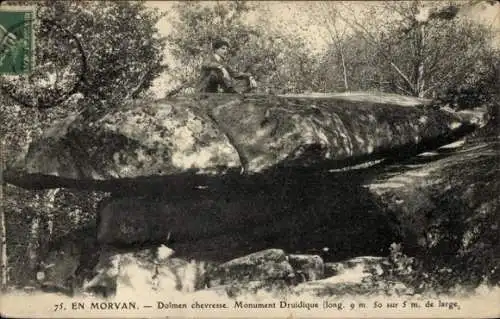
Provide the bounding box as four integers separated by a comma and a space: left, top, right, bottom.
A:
5, 92, 479, 191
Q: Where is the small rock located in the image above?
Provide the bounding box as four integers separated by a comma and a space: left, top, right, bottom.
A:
206, 249, 294, 287
324, 262, 345, 278
287, 254, 324, 282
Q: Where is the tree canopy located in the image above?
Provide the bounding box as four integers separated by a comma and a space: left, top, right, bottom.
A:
310, 1, 498, 99
0, 0, 168, 286
166, 1, 320, 94
0, 0, 167, 112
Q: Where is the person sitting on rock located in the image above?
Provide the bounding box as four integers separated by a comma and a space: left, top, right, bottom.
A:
198, 38, 257, 93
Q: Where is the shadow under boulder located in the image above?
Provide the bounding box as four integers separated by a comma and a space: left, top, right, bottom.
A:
95, 166, 402, 263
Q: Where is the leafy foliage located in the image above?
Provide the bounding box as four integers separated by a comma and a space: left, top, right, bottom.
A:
434, 51, 499, 113
167, 1, 498, 102
1, 0, 167, 111
1, 0, 167, 286
166, 1, 319, 94
315, 1, 498, 100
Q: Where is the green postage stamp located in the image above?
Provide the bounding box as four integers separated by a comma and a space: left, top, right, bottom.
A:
0, 5, 35, 74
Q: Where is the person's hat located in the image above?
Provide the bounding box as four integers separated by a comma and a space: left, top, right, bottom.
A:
212, 38, 230, 50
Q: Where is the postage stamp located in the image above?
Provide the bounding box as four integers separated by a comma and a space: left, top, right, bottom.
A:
0, 6, 35, 74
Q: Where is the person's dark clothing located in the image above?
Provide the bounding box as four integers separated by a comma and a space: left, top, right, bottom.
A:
197, 53, 248, 93
199, 69, 237, 93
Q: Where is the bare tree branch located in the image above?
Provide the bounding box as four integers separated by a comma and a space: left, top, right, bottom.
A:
125, 68, 152, 100
319, 2, 350, 90
336, 2, 417, 94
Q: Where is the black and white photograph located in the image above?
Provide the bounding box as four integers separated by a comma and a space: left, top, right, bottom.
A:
0, 1, 499, 318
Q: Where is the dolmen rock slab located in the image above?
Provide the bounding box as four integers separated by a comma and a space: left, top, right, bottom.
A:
5, 92, 480, 192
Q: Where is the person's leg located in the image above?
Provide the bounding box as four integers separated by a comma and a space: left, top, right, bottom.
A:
234, 77, 253, 93
211, 69, 237, 93
200, 69, 237, 93
199, 71, 218, 93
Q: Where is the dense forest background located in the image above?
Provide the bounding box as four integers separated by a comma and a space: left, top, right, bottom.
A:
0, 0, 498, 293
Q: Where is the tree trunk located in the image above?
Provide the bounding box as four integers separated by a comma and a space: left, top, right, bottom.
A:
320, 2, 350, 92
24, 189, 58, 282
26, 213, 40, 275
340, 47, 349, 91
416, 23, 426, 97
44, 188, 59, 237
0, 139, 7, 290
410, 1, 427, 98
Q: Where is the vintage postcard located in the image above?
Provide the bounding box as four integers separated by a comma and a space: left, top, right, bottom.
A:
0, 0, 499, 318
